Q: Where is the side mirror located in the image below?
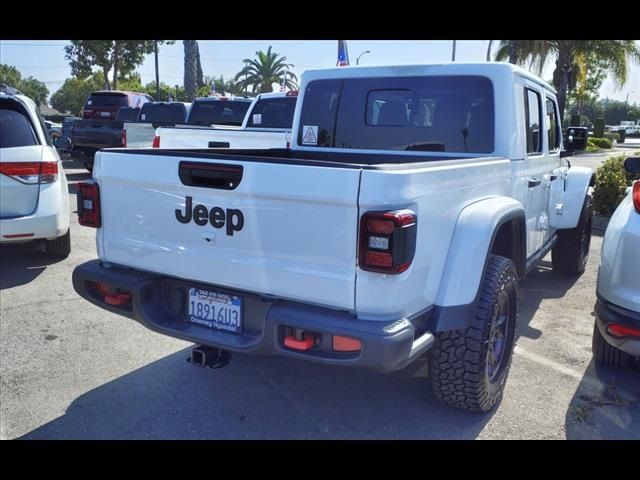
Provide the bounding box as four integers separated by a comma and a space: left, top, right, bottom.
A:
624, 157, 640, 175
54, 136, 72, 151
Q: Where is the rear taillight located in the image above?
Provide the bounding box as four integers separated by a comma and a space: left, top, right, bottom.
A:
633, 181, 640, 213
0, 162, 58, 184
286, 90, 298, 96
83, 109, 92, 118
122, 129, 127, 147
77, 182, 101, 228
359, 209, 417, 274
607, 323, 640, 339
152, 135, 160, 148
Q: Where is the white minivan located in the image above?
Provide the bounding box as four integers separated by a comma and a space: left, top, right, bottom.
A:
0, 85, 71, 257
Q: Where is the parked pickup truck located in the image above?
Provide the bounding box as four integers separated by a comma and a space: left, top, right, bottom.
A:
123, 101, 191, 148
70, 91, 153, 171
155, 92, 297, 149
72, 63, 593, 412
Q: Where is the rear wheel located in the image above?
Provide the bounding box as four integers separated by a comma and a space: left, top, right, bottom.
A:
592, 321, 634, 367
552, 195, 592, 275
428, 255, 518, 412
45, 229, 71, 258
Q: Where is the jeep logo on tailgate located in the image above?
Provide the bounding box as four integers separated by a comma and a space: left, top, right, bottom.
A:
175, 196, 244, 236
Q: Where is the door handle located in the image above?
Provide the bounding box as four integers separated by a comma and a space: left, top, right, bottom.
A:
528, 177, 542, 188
179, 161, 243, 190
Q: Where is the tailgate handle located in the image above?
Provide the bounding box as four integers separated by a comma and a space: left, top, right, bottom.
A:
179, 161, 243, 190
208, 141, 231, 148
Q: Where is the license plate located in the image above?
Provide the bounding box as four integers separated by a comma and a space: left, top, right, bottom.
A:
100, 111, 111, 117
188, 287, 242, 334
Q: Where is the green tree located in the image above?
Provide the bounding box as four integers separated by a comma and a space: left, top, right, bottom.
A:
235, 46, 298, 94
203, 75, 244, 96
50, 72, 107, 115
64, 41, 172, 91
142, 82, 186, 102
601, 98, 640, 125
0, 64, 22, 88
1, 64, 49, 107
496, 40, 640, 123
19, 77, 49, 107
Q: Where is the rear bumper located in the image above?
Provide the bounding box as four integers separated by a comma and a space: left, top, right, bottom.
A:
72, 260, 435, 372
0, 181, 69, 242
595, 296, 640, 358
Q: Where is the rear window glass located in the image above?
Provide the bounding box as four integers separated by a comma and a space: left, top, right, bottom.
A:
85, 93, 128, 107
139, 103, 187, 126
116, 107, 140, 122
299, 76, 494, 153
0, 106, 38, 148
188, 100, 251, 126
246, 97, 296, 129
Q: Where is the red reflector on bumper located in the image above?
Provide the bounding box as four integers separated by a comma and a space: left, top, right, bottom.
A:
284, 334, 315, 351
104, 292, 132, 306
2, 233, 34, 238
607, 323, 640, 338
332, 335, 362, 352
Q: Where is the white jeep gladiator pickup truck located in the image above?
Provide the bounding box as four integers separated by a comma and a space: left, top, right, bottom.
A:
154, 92, 296, 149
72, 63, 593, 412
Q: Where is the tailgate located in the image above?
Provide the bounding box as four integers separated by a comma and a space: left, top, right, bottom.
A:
72, 121, 122, 148
123, 123, 155, 148
158, 128, 288, 149
95, 151, 361, 311
0, 146, 43, 217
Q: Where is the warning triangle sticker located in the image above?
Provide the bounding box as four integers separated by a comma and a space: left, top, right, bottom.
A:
302, 125, 318, 145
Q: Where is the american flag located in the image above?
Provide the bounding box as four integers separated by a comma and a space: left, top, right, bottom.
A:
337, 40, 350, 67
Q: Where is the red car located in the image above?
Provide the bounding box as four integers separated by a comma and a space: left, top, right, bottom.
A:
82, 91, 154, 120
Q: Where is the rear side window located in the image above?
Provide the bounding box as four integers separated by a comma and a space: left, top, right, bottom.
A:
525, 88, 542, 154
188, 100, 251, 126
246, 97, 296, 129
299, 76, 494, 153
0, 106, 38, 148
546, 97, 560, 151
85, 93, 128, 108
298, 79, 342, 148
139, 103, 187, 126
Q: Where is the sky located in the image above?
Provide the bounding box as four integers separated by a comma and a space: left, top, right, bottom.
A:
1, 40, 639, 105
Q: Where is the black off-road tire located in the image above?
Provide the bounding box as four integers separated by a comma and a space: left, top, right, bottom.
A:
592, 321, 633, 368
552, 195, 592, 275
428, 255, 519, 412
45, 229, 71, 258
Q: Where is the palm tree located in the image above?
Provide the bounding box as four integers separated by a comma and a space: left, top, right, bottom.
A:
495, 40, 640, 123
183, 40, 204, 101
234, 46, 298, 94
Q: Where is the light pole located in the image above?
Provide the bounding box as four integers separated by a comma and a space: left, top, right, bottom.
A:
452, 40, 457, 61
356, 50, 371, 65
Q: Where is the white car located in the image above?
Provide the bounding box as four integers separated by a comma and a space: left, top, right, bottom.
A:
593, 156, 640, 366
0, 86, 71, 257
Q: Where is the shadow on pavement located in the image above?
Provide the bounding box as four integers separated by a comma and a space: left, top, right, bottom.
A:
0, 242, 64, 290
516, 259, 581, 341
20, 350, 494, 439
564, 359, 640, 439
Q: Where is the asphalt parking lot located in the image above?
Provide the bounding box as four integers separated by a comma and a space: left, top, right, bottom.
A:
1, 157, 638, 440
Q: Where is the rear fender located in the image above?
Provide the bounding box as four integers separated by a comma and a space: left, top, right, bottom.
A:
432, 197, 525, 330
